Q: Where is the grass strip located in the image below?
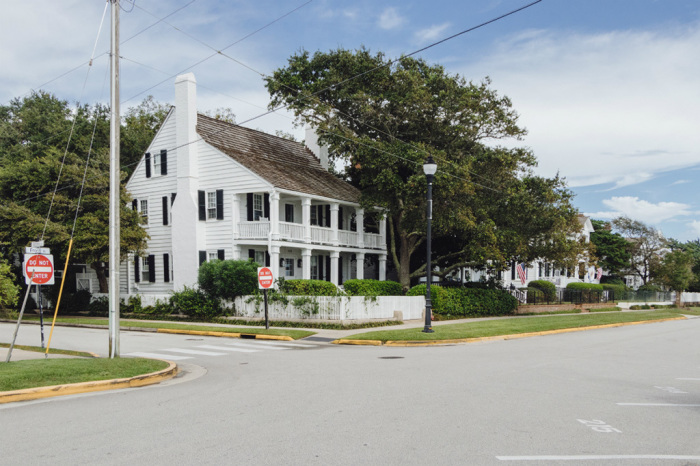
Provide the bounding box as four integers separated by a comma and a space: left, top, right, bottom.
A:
0, 358, 169, 392
18, 317, 315, 340
0, 343, 95, 358
345, 310, 687, 342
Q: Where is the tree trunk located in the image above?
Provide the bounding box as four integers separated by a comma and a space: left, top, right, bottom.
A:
675, 290, 682, 308
398, 234, 412, 292
91, 262, 109, 293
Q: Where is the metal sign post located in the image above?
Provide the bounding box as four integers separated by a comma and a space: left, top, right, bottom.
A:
258, 267, 274, 330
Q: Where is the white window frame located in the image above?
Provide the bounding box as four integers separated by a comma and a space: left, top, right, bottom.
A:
153, 152, 161, 174
141, 257, 150, 283
310, 205, 317, 226
140, 199, 148, 223
207, 192, 217, 219
310, 256, 318, 280
253, 194, 264, 221
284, 258, 294, 277
255, 250, 266, 266
208, 251, 218, 262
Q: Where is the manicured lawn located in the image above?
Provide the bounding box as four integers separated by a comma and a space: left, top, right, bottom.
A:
0, 358, 169, 392
20, 317, 315, 340
0, 343, 95, 358
344, 310, 687, 341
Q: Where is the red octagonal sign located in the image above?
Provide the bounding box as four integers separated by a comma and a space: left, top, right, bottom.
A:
258, 267, 274, 289
24, 254, 54, 285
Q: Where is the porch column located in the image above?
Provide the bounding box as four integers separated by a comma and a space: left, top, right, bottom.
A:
302, 198, 311, 243
330, 251, 340, 286
356, 208, 364, 248
270, 245, 280, 285
379, 253, 387, 281
270, 191, 280, 241
379, 214, 386, 249
330, 203, 339, 246
302, 248, 312, 279
355, 252, 365, 280
232, 194, 240, 239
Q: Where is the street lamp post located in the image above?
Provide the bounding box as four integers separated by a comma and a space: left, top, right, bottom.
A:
423, 156, 437, 333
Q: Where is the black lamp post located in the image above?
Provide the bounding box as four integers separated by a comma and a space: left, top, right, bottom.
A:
422, 156, 437, 333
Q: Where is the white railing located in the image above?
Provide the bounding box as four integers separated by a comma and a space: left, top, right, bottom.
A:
338, 230, 359, 247
239, 221, 270, 239
311, 226, 333, 244
279, 221, 305, 241
232, 295, 424, 322
363, 233, 383, 249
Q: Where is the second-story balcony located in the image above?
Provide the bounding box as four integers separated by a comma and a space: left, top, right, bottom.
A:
237, 220, 384, 250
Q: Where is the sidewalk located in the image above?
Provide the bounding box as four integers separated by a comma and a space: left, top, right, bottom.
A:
0, 347, 79, 362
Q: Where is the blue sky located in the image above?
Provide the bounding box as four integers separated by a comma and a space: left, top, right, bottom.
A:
1, 0, 699, 240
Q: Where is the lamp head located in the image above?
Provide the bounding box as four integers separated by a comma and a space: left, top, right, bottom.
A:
423, 156, 437, 176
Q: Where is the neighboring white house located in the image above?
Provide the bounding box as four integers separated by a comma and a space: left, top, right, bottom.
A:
113, 73, 386, 303
453, 214, 600, 289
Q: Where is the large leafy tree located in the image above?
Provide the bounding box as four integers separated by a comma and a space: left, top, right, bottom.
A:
611, 216, 667, 285
657, 249, 694, 306
266, 48, 584, 289
590, 220, 631, 277
667, 238, 700, 291
0, 92, 164, 292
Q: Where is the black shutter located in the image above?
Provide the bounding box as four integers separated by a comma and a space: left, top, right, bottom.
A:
145, 153, 151, 178
265, 252, 270, 267
216, 189, 224, 220
171, 192, 176, 205
132, 199, 138, 211
249, 249, 255, 260
247, 193, 254, 221
163, 254, 170, 283
325, 255, 331, 281
339, 256, 343, 284
325, 205, 331, 227
339, 207, 344, 230
198, 190, 206, 221
511, 261, 516, 280
199, 251, 206, 266
160, 149, 167, 175
217, 249, 225, 260
162, 196, 169, 225
318, 255, 324, 280
134, 256, 140, 283
264, 193, 270, 219
148, 255, 156, 283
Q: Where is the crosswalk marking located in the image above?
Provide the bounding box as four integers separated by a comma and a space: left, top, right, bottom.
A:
126, 352, 192, 361
163, 348, 227, 356
197, 344, 260, 353
224, 342, 289, 350
249, 340, 319, 348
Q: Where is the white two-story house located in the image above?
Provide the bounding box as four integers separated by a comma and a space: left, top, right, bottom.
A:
120, 73, 387, 302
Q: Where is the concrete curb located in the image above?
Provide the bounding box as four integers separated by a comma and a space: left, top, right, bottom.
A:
332, 316, 687, 347
0, 359, 178, 404
156, 328, 294, 341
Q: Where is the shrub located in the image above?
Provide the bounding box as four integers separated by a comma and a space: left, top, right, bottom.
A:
407, 285, 517, 317
528, 280, 557, 301
637, 283, 662, 292
525, 287, 548, 304
88, 296, 109, 315
170, 286, 221, 319
566, 282, 604, 290
343, 279, 402, 296
407, 284, 446, 311
602, 283, 627, 300
279, 279, 340, 296
54, 290, 92, 314
198, 259, 259, 302
0, 259, 19, 310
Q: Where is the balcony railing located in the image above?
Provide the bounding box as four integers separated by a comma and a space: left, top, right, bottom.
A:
238, 221, 384, 250
338, 230, 359, 247
363, 233, 383, 249
279, 221, 305, 241
311, 226, 333, 244
239, 221, 269, 239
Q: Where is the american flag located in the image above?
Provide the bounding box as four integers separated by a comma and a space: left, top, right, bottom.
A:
596, 267, 603, 281
516, 263, 527, 285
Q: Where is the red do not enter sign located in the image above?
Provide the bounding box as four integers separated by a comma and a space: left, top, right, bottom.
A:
24, 254, 54, 285
258, 267, 274, 289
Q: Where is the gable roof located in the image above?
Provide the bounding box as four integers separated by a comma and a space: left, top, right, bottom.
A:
196, 114, 360, 203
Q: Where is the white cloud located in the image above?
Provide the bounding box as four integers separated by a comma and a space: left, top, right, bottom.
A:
462, 25, 700, 189
671, 179, 690, 185
414, 23, 451, 44
378, 7, 405, 30
585, 196, 693, 224
690, 220, 700, 237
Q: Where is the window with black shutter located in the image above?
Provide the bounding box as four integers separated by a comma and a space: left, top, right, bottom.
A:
318, 254, 324, 279
247, 193, 254, 221
160, 149, 168, 175
171, 192, 176, 205
134, 256, 140, 283
339, 256, 343, 283
285, 204, 294, 222
249, 249, 255, 260
163, 254, 170, 283
198, 191, 206, 221
511, 261, 516, 280
265, 252, 270, 267
162, 196, 169, 225
216, 189, 224, 220
325, 256, 331, 281
217, 249, 225, 260
325, 205, 331, 227
145, 153, 151, 178
148, 255, 156, 283
199, 251, 206, 266
264, 193, 270, 219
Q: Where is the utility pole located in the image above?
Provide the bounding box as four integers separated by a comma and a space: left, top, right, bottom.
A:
108, 0, 121, 358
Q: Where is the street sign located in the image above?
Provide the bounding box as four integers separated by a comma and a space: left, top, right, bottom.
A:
24, 254, 55, 285
25, 247, 51, 255
258, 267, 274, 289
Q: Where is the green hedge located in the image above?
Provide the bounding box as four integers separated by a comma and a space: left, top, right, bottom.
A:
407, 284, 517, 317
527, 280, 557, 301
566, 282, 604, 291
343, 279, 403, 296
170, 286, 221, 318
602, 283, 627, 299
279, 279, 340, 296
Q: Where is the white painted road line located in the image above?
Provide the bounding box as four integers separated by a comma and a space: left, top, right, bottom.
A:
224, 342, 288, 350
197, 344, 261, 353
251, 341, 318, 348
125, 352, 192, 361
617, 403, 700, 407
677, 377, 700, 380
496, 455, 700, 461
163, 348, 227, 356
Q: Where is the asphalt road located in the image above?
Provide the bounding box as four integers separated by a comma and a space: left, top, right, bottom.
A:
1, 318, 700, 465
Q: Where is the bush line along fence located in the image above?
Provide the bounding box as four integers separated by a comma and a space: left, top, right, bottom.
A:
520, 289, 675, 305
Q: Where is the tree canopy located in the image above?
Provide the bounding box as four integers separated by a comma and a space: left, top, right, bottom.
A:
590, 219, 631, 277
266, 48, 585, 289
0, 92, 166, 292
611, 217, 667, 286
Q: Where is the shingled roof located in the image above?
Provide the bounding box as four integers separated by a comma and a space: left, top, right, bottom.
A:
196, 114, 360, 203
